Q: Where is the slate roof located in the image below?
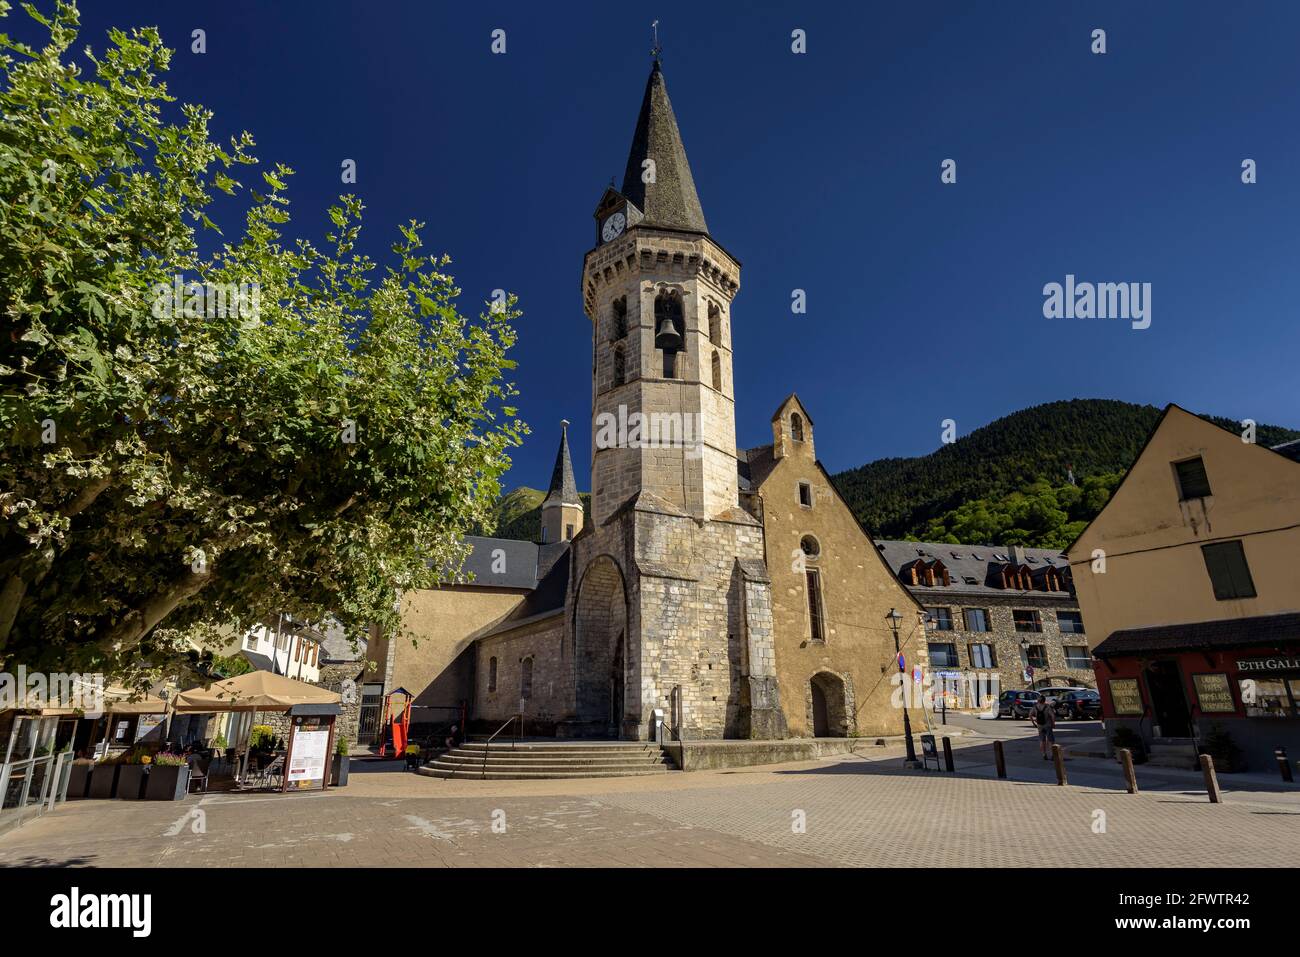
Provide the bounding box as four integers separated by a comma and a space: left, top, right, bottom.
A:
1271, 438, 1300, 463
319, 618, 366, 663
875, 539, 1074, 598
1092, 612, 1300, 659
449, 535, 544, 591
543, 422, 580, 508
736, 444, 777, 493
620, 61, 708, 234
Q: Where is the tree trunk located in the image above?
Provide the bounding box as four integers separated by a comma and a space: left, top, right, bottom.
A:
98, 570, 214, 651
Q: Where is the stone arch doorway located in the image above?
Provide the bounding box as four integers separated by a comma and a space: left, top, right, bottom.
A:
809, 671, 850, 737
573, 555, 630, 738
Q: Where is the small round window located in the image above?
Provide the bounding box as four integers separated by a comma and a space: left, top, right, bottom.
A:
800, 535, 821, 559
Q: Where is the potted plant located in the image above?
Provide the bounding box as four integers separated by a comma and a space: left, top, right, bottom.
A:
1110, 726, 1146, 764
67, 756, 97, 800
1198, 722, 1244, 773
88, 752, 123, 799
145, 752, 192, 800
331, 737, 350, 787
116, 748, 152, 800
404, 743, 422, 771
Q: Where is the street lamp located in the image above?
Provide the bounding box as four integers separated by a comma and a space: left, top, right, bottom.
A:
886, 608, 922, 768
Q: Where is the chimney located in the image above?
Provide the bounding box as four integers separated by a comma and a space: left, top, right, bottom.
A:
1007, 545, 1027, 566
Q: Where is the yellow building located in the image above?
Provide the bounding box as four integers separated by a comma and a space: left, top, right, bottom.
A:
1066, 405, 1300, 770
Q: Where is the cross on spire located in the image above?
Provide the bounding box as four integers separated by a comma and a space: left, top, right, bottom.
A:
651, 20, 661, 61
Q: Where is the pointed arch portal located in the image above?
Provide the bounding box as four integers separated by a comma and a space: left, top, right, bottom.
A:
574, 556, 630, 737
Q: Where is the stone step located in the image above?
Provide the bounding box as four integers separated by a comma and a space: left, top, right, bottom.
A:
431, 759, 670, 773
421, 739, 677, 779
455, 742, 661, 752
419, 765, 671, 780
446, 748, 663, 761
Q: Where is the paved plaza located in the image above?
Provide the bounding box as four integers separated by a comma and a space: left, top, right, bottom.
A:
3, 722, 1298, 868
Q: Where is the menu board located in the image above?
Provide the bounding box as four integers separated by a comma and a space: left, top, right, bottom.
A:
1192, 673, 1235, 713
287, 728, 330, 789
1108, 678, 1144, 716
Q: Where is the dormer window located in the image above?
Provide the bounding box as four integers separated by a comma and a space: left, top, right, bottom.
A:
1175, 456, 1212, 500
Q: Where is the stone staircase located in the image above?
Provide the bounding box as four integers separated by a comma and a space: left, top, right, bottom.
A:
418, 740, 677, 780
1145, 737, 1199, 770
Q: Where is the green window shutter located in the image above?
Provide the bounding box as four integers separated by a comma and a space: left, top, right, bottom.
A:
1202, 541, 1256, 600
1175, 457, 1212, 499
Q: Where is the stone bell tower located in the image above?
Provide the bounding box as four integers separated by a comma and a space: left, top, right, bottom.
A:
565, 56, 784, 742
583, 60, 741, 526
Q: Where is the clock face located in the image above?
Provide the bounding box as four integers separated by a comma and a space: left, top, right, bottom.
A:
601, 211, 626, 243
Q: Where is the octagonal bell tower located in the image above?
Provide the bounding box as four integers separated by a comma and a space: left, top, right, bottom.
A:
583, 61, 741, 526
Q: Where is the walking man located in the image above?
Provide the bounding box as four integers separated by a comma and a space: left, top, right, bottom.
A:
1031, 693, 1056, 760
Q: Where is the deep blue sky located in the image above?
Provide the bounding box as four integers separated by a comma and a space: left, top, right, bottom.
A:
32, 1, 1300, 489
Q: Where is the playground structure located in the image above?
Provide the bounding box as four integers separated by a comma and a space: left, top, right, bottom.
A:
377, 688, 412, 758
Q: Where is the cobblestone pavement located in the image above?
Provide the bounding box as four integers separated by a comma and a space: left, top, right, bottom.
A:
2, 742, 1297, 867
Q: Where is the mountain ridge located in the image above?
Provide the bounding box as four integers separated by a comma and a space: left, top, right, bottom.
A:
487, 399, 1298, 547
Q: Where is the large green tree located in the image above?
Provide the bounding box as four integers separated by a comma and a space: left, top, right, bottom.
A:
0, 2, 525, 687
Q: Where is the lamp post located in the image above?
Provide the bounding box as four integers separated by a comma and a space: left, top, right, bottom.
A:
886, 608, 921, 768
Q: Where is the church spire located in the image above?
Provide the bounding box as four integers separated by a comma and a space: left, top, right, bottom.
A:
619, 60, 708, 234
543, 419, 579, 508
541, 420, 582, 544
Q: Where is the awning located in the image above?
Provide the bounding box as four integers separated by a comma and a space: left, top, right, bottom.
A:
172, 670, 340, 713
1093, 612, 1300, 659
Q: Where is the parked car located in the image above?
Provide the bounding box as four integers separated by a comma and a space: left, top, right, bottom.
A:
1053, 689, 1102, 720
1034, 686, 1088, 707
997, 690, 1041, 719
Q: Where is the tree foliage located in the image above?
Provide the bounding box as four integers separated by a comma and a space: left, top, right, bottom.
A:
0, 2, 526, 687
916, 473, 1122, 550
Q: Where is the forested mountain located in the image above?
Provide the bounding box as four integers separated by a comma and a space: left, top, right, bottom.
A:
484, 486, 592, 542
488, 400, 1297, 549
832, 399, 1299, 544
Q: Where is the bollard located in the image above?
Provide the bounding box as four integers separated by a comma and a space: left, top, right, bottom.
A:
942, 736, 955, 773
1052, 744, 1067, 786
1119, 748, 1138, 794
1276, 748, 1294, 784
993, 739, 1007, 779
1200, 753, 1222, 804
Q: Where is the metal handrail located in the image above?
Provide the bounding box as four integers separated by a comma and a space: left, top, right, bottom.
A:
479, 713, 524, 779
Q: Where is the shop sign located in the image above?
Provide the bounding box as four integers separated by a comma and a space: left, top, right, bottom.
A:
1235, 656, 1300, 673
1192, 673, 1235, 713
1108, 677, 1144, 715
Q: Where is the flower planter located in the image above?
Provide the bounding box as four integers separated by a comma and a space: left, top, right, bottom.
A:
330, 754, 349, 787
116, 765, 148, 800
145, 765, 191, 801
88, 764, 121, 799
67, 763, 95, 800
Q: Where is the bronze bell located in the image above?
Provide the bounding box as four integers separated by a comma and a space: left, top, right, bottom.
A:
654, 316, 683, 351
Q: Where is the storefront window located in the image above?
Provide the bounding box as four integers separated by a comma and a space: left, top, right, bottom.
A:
1192, 673, 1236, 713
1240, 677, 1293, 718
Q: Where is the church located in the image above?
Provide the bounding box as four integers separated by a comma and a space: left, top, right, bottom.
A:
363, 59, 928, 744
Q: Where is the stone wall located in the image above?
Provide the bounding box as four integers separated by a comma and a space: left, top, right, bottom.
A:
474, 614, 570, 727
915, 594, 1096, 704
